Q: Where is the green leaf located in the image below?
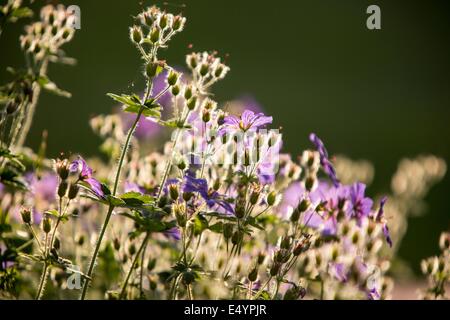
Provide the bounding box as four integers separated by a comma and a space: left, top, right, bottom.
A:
208, 222, 224, 233
123, 104, 161, 119
10, 7, 33, 20
107, 93, 141, 107
193, 215, 209, 236
118, 191, 155, 208
45, 210, 60, 218
159, 118, 191, 129
107, 195, 126, 206
37, 75, 71, 98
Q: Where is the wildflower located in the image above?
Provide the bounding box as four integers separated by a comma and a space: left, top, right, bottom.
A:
309, 133, 339, 187
163, 227, 181, 241
183, 172, 233, 214
219, 110, 272, 135
349, 182, 373, 221
69, 157, 104, 198
376, 196, 392, 247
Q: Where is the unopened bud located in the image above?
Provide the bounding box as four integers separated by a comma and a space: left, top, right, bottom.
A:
130, 26, 143, 44
167, 70, 180, 86
149, 27, 160, 43
267, 191, 277, 206
43, 217, 51, 234
58, 181, 68, 198
20, 207, 32, 224
168, 184, 179, 201
248, 266, 258, 282
68, 183, 79, 200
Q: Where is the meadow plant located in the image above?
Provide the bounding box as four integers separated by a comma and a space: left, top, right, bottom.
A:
0, 4, 447, 300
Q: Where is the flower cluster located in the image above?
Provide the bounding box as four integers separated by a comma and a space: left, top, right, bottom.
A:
20, 5, 75, 61
0, 4, 447, 301
420, 232, 450, 299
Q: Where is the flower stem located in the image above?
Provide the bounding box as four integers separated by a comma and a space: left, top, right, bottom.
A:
36, 263, 49, 300
79, 105, 146, 300
119, 233, 150, 299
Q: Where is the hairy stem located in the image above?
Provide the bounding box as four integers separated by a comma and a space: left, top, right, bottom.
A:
35, 263, 49, 300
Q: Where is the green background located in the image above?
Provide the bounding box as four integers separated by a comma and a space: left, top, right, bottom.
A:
1, 0, 449, 273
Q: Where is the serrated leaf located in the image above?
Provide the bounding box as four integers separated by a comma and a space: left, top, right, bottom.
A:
107, 93, 141, 107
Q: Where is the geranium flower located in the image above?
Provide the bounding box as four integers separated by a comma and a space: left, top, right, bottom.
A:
376, 196, 392, 247
163, 227, 181, 241
349, 182, 373, 221
70, 157, 104, 198
219, 109, 272, 135
309, 133, 339, 187
183, 172, 233, 214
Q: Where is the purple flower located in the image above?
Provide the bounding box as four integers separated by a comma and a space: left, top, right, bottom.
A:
367, 287, 381, 300
219, 110, 272, 135
123, 181, 147, 194
122, 113, 161, 140
26, 172, 58, 203
163, 227, 181, 241
70, 157, 104, 198
349, 182, 373, 221
309, 133, 339, 187
376, 196, 392, 247
183, 173, 234, 214
331, 263, 348, 283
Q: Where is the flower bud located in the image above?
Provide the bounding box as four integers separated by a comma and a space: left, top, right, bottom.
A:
167, 70, 180, 86
145, 62, 161, 78
248, 266, 258, 282
267, 191, 277, 206
130, 26, 143, 44
171, 84, 180, 96
199, 63, 209, 77
53, 237, 60, 250
128, 243, 136, 256
187, 96, 197, 110
202, 110, 210, 123
172, 15, 185, 31
184, 86, 193, 100
159, 14, 168, 29
290, 209, 300, 223
149, 27, 160, 43
270, 263, 281, 276
182, 270, 196, 285
293, 240, 310, 256
147, 258, 156, 271
55, 158, 70, 180
68, 183, 79, 200
231, 230, 242, 245
297, 199, 310, 213
168, 184, 179, 201
280, 236, 292, 250
234, 202, 245, 219
58, 181, 68, 198
223, 223, 233, 240
20, 207, 32, 224
43, 217, 51, 234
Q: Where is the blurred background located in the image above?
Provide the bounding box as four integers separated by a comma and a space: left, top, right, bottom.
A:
1, 0, 449, 275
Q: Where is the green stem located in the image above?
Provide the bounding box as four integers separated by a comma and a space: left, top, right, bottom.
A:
80, 103, 147, 300
119, 233, 149, 299
36, 263, 49, 300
